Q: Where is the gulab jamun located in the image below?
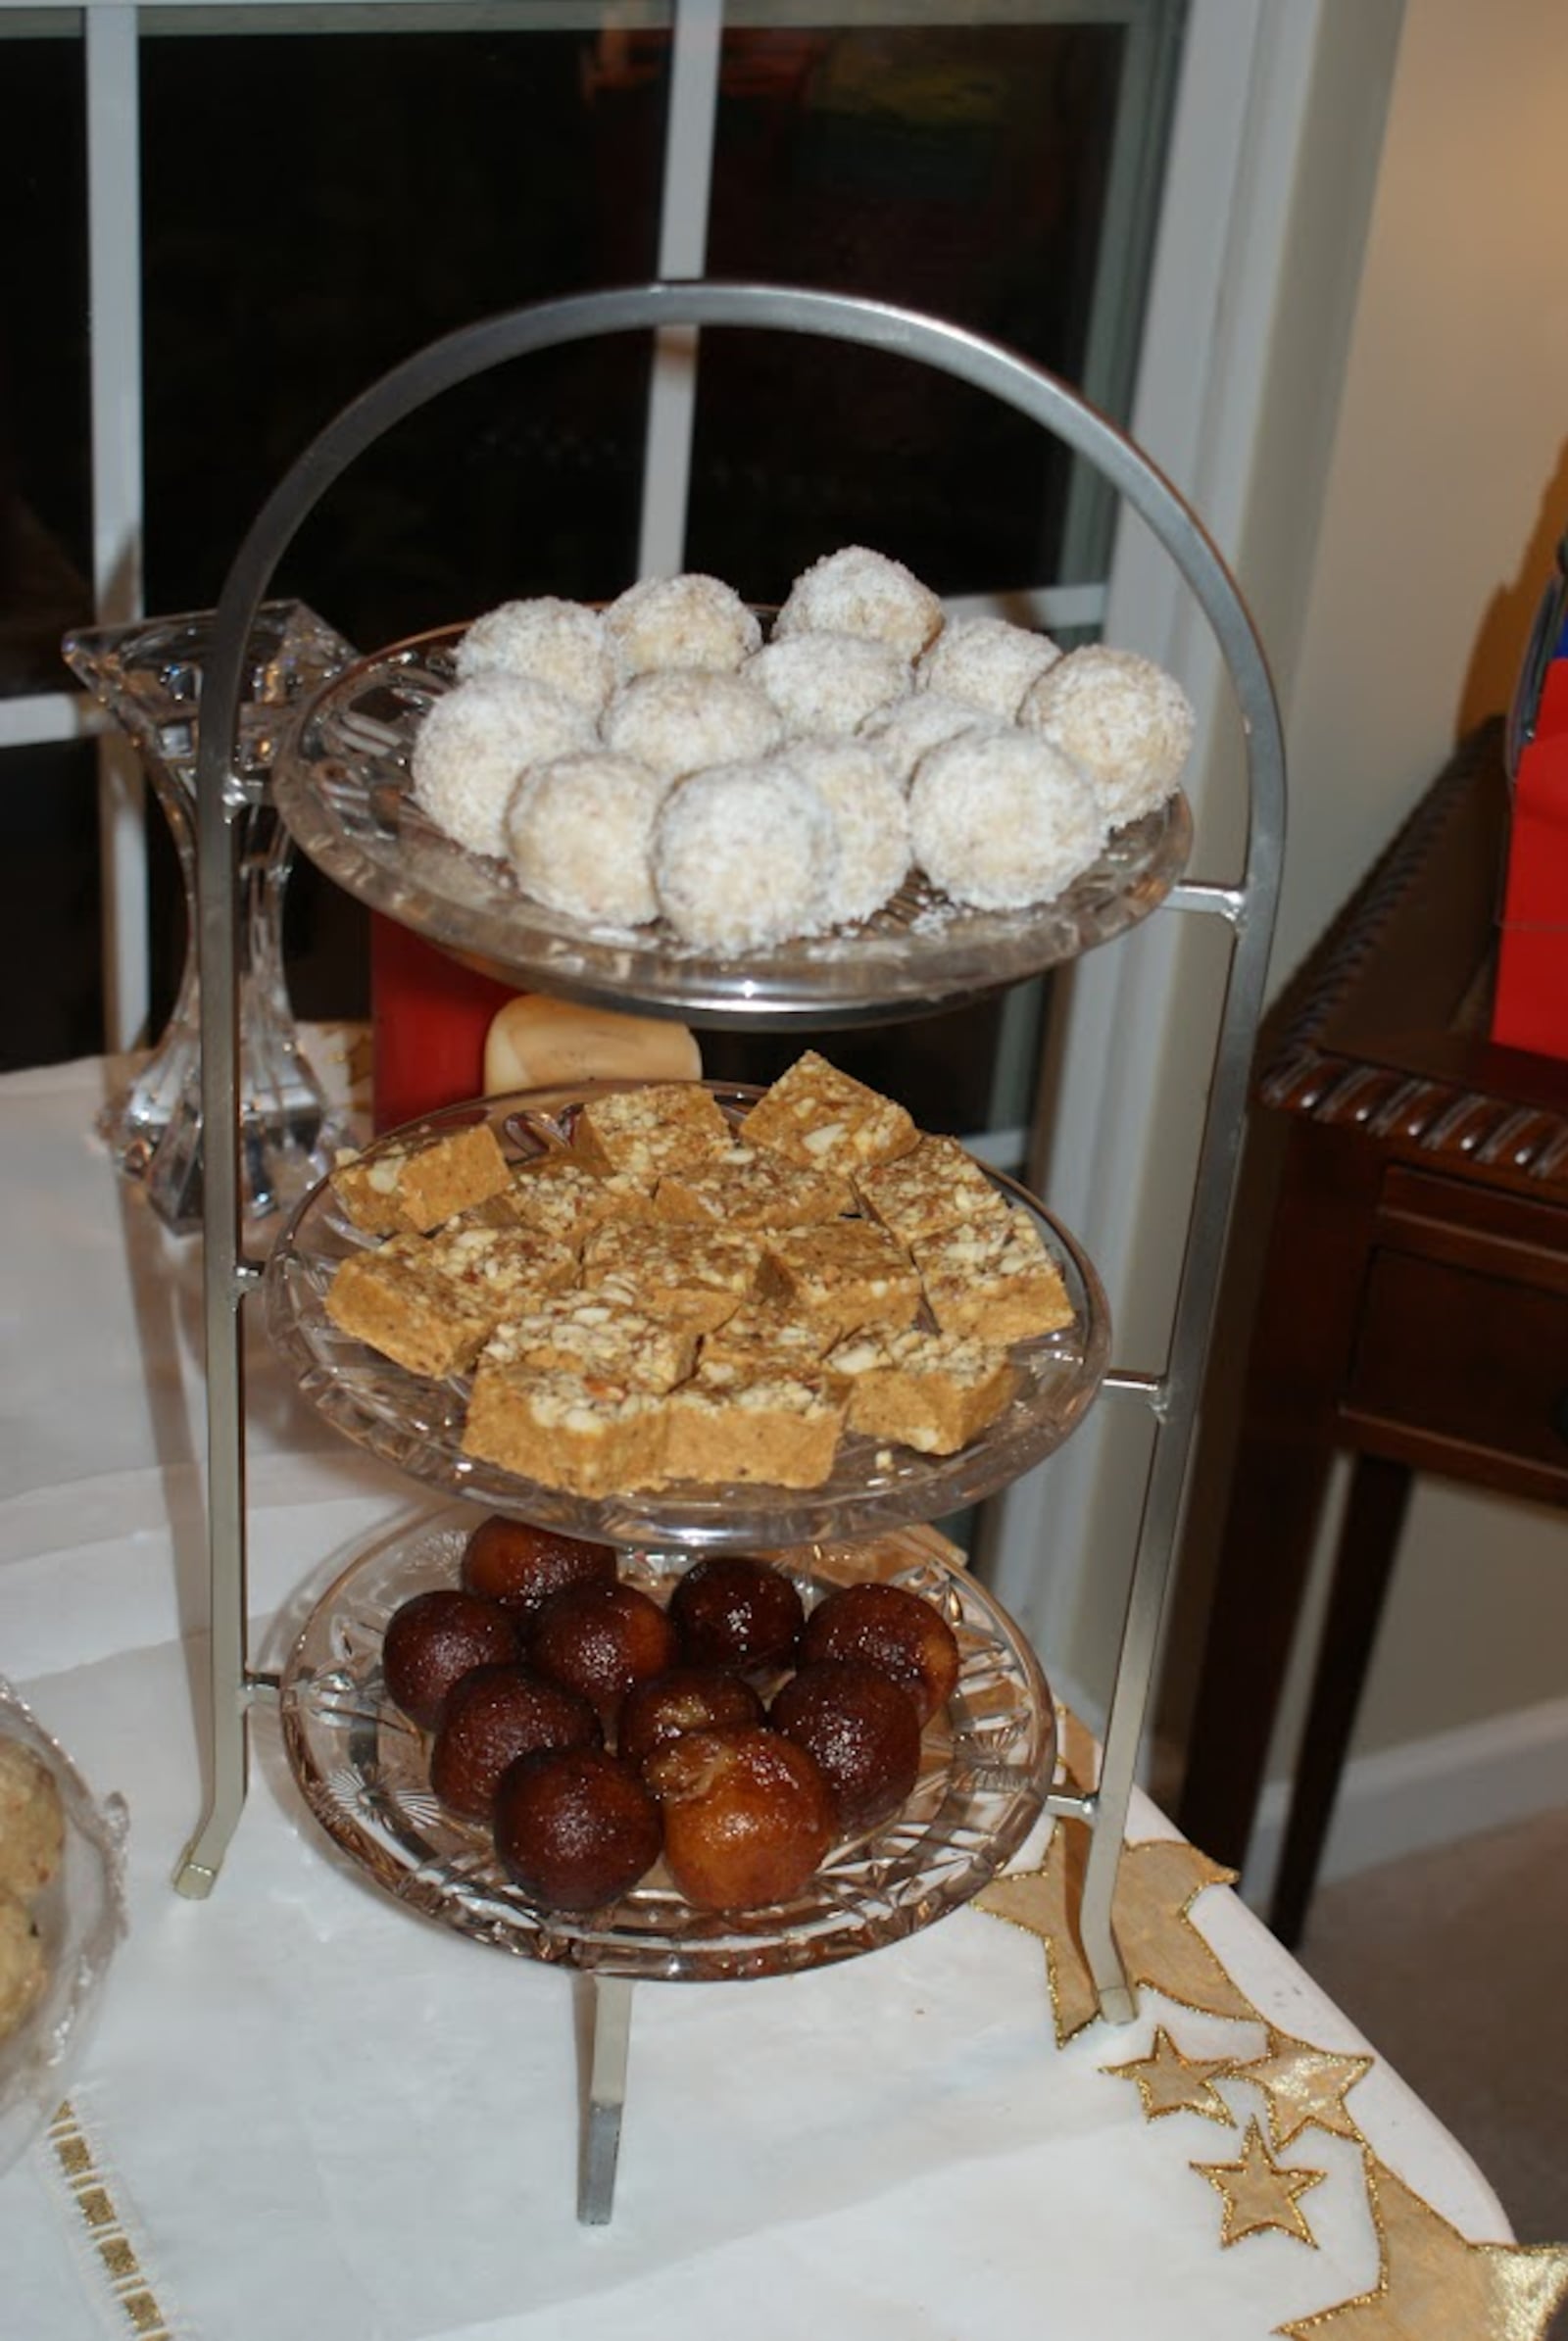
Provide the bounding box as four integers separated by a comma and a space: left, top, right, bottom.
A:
771, 1657, 923, 1834
380, 1588, 517, 1731
460, 1515, 617, 1625
617, 1666, 765, 1768
429, 1664, 602, 1820
493, 1745, 662, 1912
529, 1579, 679, 1725
643, 1726, 835, 1911
799, 1581, 961, 1727
667, 1555, 805, 1672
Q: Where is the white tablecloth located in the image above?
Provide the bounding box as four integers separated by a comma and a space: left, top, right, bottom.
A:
0, 1051, 1513, 2341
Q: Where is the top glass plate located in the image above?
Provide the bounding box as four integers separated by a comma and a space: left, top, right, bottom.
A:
270, 624, 1193, 1028
262, 1083, 1111, 1551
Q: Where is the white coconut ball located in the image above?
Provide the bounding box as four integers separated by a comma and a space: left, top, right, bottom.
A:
603, 667, 783, 782
858, 690, 1002, 792
748, 632, 910, 739
410, 673, 596, 859
768, 739, 909, 928
506, 750, 669, 929
1020, 645, 1195, 826
774, 544, 943, 661
909, 728, 1104, 911
605, 573, 762, 678
653, 758, 838, 951
453, 597, 614, 715
915, 613, 1061, 719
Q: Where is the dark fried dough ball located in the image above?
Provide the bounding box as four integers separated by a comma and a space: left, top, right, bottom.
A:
617, 1667, 765, 1768
493, 1746, 662, 1912
529, 1580, 679, 1728
430, 1664, 602, 1820
770, 1657, 922, 1834
459, 1516, 617, 1627
667, 1555, 806, 1672
799, 1581, 960, 1727
643, 1726, 835, 1911
381, 1588, 517, 1731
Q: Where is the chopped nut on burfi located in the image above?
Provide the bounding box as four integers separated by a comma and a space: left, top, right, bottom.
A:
760, 1220, 923, 1341
824, 1325, 1020, 1454
463, 1362, 669, 1494
331, 1121, 512, 1236
855, 1134, 1011, 1246
503, 1152, 654, 1248
482, 1289, 696, 1393
912, 1208, 1075, 1342
569, 1083, 733, 1185
662, 1360, 846, 1488
655, 1144, 855, 1234
580, 1216, 761, 1333
324, 1221, 576, 1378
698, 1297, 835, 1376
741, 1050, 917, 1174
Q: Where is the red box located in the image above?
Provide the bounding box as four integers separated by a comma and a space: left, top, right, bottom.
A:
1492, 658, 1568, 1060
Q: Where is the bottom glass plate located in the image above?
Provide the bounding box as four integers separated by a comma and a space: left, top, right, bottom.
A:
279, 1513, 1055, 1983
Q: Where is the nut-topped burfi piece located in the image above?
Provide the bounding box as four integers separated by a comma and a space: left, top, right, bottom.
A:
824, 1325, 1020, 1454
503, 1152, 653, 1248
481, 1289, 696, 1393
463, 1362, 668, 1495
662, 1359, 846, 1488
855, 1133, 1011, 1247
331, 1120, 511, 1237
697, 1297, 835, 1377
655, 1145, 855, 1234
325, 1219, 576, 1378
580, 1217, 760, 1334
741, 1050, 917, 1175
911, 1208, 1074, 1342
760, 1219, 922, 1342
569, 1082, 732, 1186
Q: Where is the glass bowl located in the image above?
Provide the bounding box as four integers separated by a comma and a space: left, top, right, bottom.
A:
262, 1082, 1111, 1551
279, 1514, 1054, 1982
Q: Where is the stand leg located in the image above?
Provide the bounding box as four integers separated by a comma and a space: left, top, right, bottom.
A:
578, 1975, 634, 2225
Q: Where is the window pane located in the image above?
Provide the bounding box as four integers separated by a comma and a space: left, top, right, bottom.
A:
0, 740, 101, 1069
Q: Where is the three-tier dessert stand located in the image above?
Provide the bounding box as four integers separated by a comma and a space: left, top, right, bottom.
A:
172, 282, 1284, 2222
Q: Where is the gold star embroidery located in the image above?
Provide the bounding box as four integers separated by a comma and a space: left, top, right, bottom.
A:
1103, 2025, 1237, 2124
1192, 2118, 1326, 2247
976, 1824, 1255, 2044
1229, 2028, 1373, 2150
1281, 2157, 1568, 2338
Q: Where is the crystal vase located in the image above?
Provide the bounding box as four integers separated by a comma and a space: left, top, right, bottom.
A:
63, 602, 359, 1234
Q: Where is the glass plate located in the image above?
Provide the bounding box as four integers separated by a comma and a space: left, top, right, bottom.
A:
270, 623, 1193, 1028
262, 1083, 1111, 1550
278, 1514, 1055, 1982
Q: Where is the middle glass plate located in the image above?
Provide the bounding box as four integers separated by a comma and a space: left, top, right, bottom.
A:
263, 1083, 1110, 1551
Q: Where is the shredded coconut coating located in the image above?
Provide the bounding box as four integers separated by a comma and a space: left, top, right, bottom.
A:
506, 750, 669, 928
770, 738, 909, 927
453, 597, 614, 714
748, 632, 910, 739
909, 728, 1104, 910
1020, 644, 1195, 825
603, 667, 783, 781
410, 672, 595, 858
653, 758, 838, 951
774, 545, 943, 661
605, 573, 762, 678
858, 690, 1001, 791
915, 614, 1062, 719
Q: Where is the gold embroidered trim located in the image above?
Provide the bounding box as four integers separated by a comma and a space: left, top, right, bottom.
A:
46, 2101, 176, 2341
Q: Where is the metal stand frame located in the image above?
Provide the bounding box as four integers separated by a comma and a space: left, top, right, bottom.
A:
176, 278, 1285, 2192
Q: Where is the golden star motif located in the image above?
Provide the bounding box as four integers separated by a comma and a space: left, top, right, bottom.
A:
975, 1824, 1255, 2044
1229, 2027, 1374, 2151
1192, 2117, 1326, 2247
1280, 2157, 1568, 2339
1103, 2024, 1238, 2124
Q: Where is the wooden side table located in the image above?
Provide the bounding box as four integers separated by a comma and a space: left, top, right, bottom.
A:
1175, 719, 1568, 1947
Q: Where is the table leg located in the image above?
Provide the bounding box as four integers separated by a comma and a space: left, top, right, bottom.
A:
578, 1974, 634, 2225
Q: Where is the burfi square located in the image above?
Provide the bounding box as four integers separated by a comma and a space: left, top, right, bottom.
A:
662, 1362, 845, 1488
331, 1121, 511, 1236
824, 1326, 1020, 1454
760, 1220, 922, 1341
741, 1050, 917, 1175
503, 1152, 653, 1248
462, 1363, 669, 1494
855, 1134, 1011, 1246
912, 1209, 1074, 1342
698, 1298, 835, 1377
481, 1289, 696, 1393
655, 1145, 855, 1234
569, 1084, 733, 1186
325, 1235, 500, 1378
580, 1217, 760, 1333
